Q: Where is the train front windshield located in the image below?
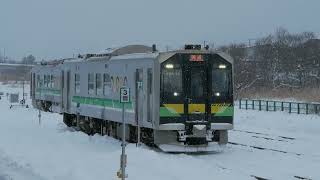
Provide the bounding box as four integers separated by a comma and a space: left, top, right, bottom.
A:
160, 53, 233, 124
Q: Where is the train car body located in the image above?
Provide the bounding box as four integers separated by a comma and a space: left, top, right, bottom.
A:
30, 45, 234, 152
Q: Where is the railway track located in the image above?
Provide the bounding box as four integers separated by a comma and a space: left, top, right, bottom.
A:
251, 175, 312, 180
228, 141, 302, 156
232, 129, 296, 141
230, 129, 309, 156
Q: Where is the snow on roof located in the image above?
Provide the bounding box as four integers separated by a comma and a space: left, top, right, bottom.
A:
110, 52, 158, 60
0, 63, 35, 67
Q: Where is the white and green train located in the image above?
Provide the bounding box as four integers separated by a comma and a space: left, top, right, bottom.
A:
30, 45, 234, 152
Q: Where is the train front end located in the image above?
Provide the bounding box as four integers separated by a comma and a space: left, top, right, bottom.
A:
156, 47, 234, 152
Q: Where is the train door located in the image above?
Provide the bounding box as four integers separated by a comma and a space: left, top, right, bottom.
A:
31, 73, 36, 97
135, 69, 144, 126
147, 68, 153, 124
184, 64, 208, 122
61, 70, 65, 109
66, 71, 71, 111
62, 70, 71, 112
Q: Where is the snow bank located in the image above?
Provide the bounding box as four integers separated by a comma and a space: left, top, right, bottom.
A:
0, 84, 319, 180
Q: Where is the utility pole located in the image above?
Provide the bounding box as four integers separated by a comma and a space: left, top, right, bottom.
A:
3, 48, 5, 62
22, 78, 25, 102
38, 81, 42, 125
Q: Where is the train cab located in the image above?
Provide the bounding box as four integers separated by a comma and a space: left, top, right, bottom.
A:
157, 45, 234, 151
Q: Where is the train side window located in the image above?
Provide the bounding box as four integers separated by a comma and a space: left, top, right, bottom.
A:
161, 65, 182, 96
37, 75, 40, 87
47, 75, 50, 88
212, 64, 231, 96
40, 75, 44, 87
103, 73, 111, 96
43, 75, 46, 87
88, 73, 95, 95
75, 74, 80, 94
54, 75, 61, 89
50, 75, 54, 88
96, 73, 103, 96
44, 75, 48, 87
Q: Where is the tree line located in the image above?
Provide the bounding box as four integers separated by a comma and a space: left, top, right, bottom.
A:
219, 28, 320, 99
0, 54, 36, 64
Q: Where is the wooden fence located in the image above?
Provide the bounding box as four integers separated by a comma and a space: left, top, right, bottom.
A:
238, 99, 320, 115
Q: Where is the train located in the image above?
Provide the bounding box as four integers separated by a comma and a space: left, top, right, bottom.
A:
30, 44, 234, 152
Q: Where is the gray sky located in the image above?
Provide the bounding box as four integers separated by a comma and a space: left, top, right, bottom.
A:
0, 0, 319, 60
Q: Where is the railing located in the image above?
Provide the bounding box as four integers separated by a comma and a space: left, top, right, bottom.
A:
238, 99, 320, 115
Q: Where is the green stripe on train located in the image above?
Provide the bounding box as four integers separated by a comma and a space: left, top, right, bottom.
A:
159, 106, 234, 117
72, 96, 133, 110
214, 106, 234, 117
160, 107, 181, 117
36, 88, 61, 96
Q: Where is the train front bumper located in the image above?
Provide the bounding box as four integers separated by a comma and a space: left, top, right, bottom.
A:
158, 142, 226, 153
157, 123, 232, 152
159, 123, 233, 131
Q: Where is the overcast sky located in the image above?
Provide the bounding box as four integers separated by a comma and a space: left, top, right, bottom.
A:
0, 0, 319, 60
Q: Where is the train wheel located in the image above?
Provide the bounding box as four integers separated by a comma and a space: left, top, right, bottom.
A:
63, 113, 73, 127
129, 125, 138, 143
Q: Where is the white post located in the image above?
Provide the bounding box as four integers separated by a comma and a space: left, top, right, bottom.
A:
38, 82, 42, 125
121, 103, 126, 180
22, 80, 25, 102
137, 123, 141, 146
118, 87, 129, 179
38, 109, 41, 125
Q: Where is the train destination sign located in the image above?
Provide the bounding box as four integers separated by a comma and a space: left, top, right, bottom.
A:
189, 54, 204, 62
120, 87, 130, 103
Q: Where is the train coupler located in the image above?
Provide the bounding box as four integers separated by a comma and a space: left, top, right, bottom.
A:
178, 131, 187, 142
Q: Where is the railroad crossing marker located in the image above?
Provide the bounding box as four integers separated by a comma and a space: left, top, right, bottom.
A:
120, 87, 130, 103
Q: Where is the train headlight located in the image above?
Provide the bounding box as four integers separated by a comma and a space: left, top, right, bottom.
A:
219, 64, 226, 69
214, 92, 220, 96
165, 64, 174, 69
173, 92, 179, 96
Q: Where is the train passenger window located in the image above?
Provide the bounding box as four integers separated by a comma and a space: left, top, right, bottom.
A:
96, 73, 103, 96
103, 73, 111, 96
75, 74, 80, 94
54, 76, 61, 89
47, 75, 50, 88
37, 75, 40, 87
46, 75, 50, 87
40, 75, 44, 87
44, 75, 48, 87
88, 73, 94, 95
50, 75, 54, 88
44, 75, 46, 87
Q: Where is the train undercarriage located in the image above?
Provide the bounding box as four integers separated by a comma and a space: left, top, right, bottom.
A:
62, 113, 228, 153
62, 113, 155, 145
35, 96, 230, 153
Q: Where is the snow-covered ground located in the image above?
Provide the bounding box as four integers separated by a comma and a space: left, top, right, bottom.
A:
0, 84, 319, 180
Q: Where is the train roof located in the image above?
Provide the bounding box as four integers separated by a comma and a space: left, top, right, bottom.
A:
36, 45, 233, 66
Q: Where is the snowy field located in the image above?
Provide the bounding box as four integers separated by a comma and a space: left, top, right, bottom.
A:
0, 84, 319, 180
